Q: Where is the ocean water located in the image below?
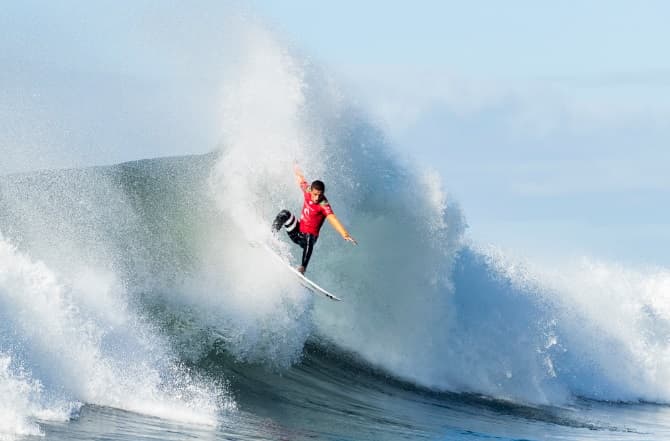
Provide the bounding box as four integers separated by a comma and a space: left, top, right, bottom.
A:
1, 152, 670, 441
3, 7, 670, 441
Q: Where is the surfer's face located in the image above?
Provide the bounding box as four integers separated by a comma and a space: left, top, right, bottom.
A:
309, 188, 323, 203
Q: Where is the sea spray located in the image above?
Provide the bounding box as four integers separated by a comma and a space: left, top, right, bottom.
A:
531, 257, 670, 402
0, 354, 74, 440
462, 245, 670, 404
208, 20, 469, 393
0, 234, 222, 427
201, 24, 324, 367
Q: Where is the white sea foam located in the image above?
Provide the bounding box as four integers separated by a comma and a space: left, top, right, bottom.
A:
465, 246, 670, 403
0, 234, 222, 435
0, 355, 53, 440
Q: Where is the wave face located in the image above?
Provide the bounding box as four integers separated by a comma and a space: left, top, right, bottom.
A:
3, 12, 670, 440
2, 130, 670, 435
0, 157, 226, 438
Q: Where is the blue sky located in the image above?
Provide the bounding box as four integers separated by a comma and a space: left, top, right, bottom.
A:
255, 1, 670, 76
2, 1, 668, 266
253, 1, 670, 266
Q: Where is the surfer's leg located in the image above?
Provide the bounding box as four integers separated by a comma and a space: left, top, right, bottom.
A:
279, 214, 306, 248
300, 234, 318, 271
273, 210, 313, 272
273, 210, 305, 247
287, 228, 306, 247
272, 210, 296, 232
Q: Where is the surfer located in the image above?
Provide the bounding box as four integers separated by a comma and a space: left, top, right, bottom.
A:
272, 165, 357, 274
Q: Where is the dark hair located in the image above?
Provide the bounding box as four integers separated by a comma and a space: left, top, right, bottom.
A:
311, 180, 325, 192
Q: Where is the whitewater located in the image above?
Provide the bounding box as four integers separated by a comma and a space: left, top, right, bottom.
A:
2, 8, 670, 441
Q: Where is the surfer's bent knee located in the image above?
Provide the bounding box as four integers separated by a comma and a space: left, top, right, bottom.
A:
282, 211, 298, 232
273, 209, 298, 232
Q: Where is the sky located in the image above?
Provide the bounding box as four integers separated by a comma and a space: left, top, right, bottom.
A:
253, 0, 670, 266
1, 1, 668, 266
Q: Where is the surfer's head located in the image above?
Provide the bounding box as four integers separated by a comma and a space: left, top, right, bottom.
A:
309, 180, 325, 203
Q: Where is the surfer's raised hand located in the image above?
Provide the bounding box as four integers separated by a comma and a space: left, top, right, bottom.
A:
293, 163, 306, 186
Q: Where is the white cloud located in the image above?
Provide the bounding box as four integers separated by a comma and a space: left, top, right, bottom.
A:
339, 64, 670, 139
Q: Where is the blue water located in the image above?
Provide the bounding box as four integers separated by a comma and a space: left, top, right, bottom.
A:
31, 342, 670, 441
31, 346, 670, 440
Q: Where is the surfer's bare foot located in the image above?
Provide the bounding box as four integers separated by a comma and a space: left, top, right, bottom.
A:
297, 266, 305, 274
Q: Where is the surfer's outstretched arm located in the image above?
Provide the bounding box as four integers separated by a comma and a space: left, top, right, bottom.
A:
326, 214, 357, 245
294, 164, 307, 190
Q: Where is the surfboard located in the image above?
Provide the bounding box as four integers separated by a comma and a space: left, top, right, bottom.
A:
250, 241, 342, 301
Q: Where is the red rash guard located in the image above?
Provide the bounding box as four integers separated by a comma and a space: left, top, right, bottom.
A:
299, 182, 334, 236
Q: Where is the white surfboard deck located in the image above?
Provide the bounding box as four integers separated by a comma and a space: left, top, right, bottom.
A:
250, 241, 342, 301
